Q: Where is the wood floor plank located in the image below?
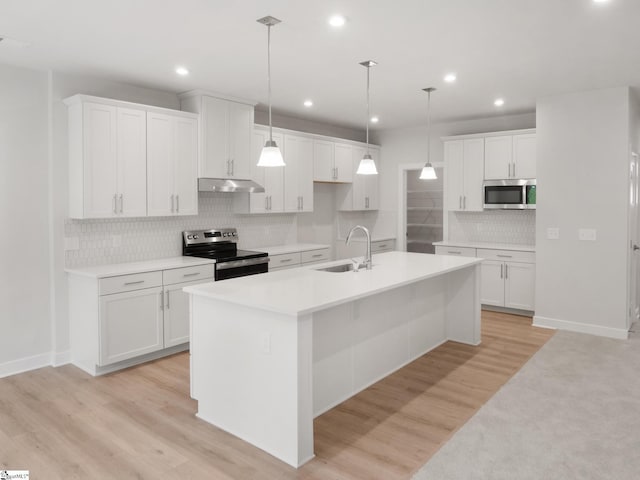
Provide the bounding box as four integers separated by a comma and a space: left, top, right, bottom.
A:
0, 311, 553, 479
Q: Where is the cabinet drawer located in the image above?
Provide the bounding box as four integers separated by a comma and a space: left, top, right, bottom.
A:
163, 264, 214, 285
477, 248, 535, 263
270, 252, 301, 270
371, 240, 395, 253
435, 246, 477, 257
99, 271, 162, 296
301, 249, 330, 264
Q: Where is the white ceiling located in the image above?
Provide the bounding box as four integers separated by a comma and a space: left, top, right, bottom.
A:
1, 0, 639, 130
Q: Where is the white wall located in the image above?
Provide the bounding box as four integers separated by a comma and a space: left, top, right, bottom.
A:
375, 113, 536, 240
535, 87, 631, 338
0, 64, 51, 373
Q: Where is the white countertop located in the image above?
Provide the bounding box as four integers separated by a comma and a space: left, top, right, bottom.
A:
251, 243, 330, 256
65, 256, 216, 279
344, 236, 396, 243
184, 251, 482, 316
433, 241, 535, 252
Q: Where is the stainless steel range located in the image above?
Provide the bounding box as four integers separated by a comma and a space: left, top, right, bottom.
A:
182, 228, 269, 281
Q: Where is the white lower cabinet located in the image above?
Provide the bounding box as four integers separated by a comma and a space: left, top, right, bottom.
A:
69, 262, 214, 375
99, 287, 164, 365
477, 248, 535, 311
269, 248, 330, 271
336, 238, 395, 260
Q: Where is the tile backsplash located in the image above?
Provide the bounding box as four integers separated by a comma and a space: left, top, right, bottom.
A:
448, 210, 535, 245
65, 193, 298, 268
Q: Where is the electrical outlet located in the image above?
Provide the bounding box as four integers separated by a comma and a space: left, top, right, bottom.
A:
578, 229, 597, 241
547, 228, 560, 240
261, 332, 271, 354
111, 235, 122, 247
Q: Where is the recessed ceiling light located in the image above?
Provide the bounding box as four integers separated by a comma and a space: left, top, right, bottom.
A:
371, 116, 379, 123
494, 98, 505, 107
175, 66, 189, 76
329, 15, 346, 27
444, 73, 457, 83
303, 99, 313, 107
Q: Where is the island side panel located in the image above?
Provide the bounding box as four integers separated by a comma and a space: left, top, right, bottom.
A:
312, 276, 448, 417
445, 263, 481, 345
190, 295, 314, 468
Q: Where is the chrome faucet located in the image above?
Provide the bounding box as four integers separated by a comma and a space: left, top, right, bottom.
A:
346, 225, 372, 270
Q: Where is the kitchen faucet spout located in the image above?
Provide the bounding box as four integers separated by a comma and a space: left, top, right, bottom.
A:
346, 225, 372, 270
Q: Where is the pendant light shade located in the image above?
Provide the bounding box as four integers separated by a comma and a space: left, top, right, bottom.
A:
420, 87, 437, 180
357, 60, 378, 175
256, 16, 285, 167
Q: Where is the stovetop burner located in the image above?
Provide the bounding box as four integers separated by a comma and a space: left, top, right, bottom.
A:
182, 228, 268, 263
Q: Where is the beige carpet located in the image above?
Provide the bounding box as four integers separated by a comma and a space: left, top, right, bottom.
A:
413, 326, 640, 480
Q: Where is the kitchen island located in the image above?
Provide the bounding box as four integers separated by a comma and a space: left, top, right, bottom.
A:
185, 251, 482, 467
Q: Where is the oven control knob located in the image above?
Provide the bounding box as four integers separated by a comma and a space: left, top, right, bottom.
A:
233, 232, 237, 237
193, 235, 199, 239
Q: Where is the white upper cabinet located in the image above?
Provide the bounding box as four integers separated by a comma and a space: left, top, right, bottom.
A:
147, 112, 198, 216
445, 138, 484, 212
179, 92, 255, 179
66, 99, 147, 219
284, 134, 314, 212
338, 145, 379, 211
313, 140, 353, 183
484, 131, 536, 180
65, 95, 198, 219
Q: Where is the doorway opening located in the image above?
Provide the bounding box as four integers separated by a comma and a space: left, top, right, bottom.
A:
399, 166, 444, 254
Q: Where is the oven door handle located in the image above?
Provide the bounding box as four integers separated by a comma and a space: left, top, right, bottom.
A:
216, 257, 270, 270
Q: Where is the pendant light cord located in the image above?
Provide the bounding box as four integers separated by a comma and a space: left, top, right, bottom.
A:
365, 65, 370, 155
426, 89, 431, 164
267, 24, 273, 142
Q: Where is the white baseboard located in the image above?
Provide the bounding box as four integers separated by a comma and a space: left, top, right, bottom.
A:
533, 315, 629, 340
51, 350, 71, 367
0, 352, 52, 379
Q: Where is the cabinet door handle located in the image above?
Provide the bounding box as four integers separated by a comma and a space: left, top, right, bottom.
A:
459, 196, 462, 209
113, 194, 118, 214
497, 254, 512, 258
119, 194, 124, 214
176, 194, 180, 213
183, 272, 201, 277
231, 158, 234, 176
124, 280, 145, 286
464, 196, 467, 209
269, 196, 272, 210
170, 194, 175, 213
312, 254, 323, 258
160, 291, 164, 311
505, 264, 508, 279
500, 264, 503, 279
447, 250, 461, 255
279, 258, 292, 263
301, 197, 304, 210
379, 244, 387, 249
166, 290, 170, 309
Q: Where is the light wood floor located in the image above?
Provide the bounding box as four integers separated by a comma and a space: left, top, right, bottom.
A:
0, 311, 554, 479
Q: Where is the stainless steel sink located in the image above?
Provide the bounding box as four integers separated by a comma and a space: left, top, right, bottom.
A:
315, 263, 355, 273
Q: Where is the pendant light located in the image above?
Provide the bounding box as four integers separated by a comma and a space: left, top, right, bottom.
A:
256, 16, 285, 167
356, 60, 378, 175
419, 87, 437, 180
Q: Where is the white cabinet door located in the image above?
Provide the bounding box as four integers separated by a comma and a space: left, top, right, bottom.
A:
83, 102, 118, 218
513, 133, 536, 179
505, 262, 536, 310
147, 112, 174, 216
117, 107, 147, 217
480, 260, 505, 307
173, 116, 198, 216
200, 95, 229, 178
284, 134, 313, 212
334, 143, 353, 183
99, 287, 164, 366
228, 101, 254, 179
484, 135, 512, 180
147, 112, 198, 216
263, 132, 285, 213
445, 140, 464, 211
163, 280, 204, 348
313, 139, 335, 182
366, 147, 380, 210
463, 138, 485, 211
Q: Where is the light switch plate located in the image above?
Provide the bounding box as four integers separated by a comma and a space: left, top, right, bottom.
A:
547, 228, 560, 240
578, 228, 597, 241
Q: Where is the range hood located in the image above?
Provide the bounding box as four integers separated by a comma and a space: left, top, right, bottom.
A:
198, 178, 265, 193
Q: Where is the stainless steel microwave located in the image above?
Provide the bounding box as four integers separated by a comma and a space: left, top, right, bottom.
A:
483, 179, 536, 210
